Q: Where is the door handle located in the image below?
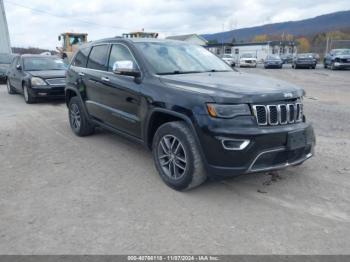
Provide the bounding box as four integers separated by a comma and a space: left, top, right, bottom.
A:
101, 76, 110, 82
79, 72, 85, 76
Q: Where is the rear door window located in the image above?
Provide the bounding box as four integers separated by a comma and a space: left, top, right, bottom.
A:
87, 45, 109, 71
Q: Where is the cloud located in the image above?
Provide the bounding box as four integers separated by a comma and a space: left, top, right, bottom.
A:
3, 0, 349, 49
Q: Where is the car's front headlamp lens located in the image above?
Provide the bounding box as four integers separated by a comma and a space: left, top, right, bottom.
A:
31, 77, 47, 86
207, 103, 251, 118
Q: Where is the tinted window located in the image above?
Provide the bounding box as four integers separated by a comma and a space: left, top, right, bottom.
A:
10, 57, 19, 69
72, 47, 90, 67
108, 44, 138, 71
23, 57, 66, 71
87, 45, 109, 71
134, 42, 231, 75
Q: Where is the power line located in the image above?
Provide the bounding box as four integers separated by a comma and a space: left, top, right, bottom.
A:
4, 0, 128, 30
3, 0, 200, 35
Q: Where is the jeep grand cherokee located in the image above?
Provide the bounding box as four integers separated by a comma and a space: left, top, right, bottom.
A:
65, 38, 315, 191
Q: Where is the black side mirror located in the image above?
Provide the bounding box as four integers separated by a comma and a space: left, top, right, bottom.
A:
58, 36, 61, 41
16, 64, 22, 71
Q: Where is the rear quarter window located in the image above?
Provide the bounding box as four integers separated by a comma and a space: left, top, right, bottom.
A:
72, 47, 90, 68
87, 45, 109, 71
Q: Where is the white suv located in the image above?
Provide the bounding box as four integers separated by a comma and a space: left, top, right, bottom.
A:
239, 53, 257, 68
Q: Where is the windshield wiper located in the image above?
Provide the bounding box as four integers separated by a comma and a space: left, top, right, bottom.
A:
158, 70, 204, 75
205, 69, 231, 72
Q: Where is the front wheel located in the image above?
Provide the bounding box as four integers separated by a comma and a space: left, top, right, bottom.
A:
23, 84, 35, 104
68, 96, 95, 136
152, 121, 207, 191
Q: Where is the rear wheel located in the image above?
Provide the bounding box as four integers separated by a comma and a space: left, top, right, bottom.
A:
23, 84, 35, 104
6, 79, 16, 94
152, 121, 207, 191
68, 96, 95, 136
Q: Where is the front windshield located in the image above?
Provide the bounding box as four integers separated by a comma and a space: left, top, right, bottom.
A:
23, 57, 66, 71
0, 54, 12, 64
334, 49, 350, 55
134, 42, 232, 75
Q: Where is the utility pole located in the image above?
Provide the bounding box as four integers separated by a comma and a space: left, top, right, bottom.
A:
0, 0, 12, 53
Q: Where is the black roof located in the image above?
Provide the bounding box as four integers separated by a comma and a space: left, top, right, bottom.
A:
81, 37, 190, 48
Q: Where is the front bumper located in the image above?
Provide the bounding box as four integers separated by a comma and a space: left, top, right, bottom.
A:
295, 62, 316, 67
29, 85, 65, 98
0, 73, 6, 81
194, 115, 315, 177
265, 63, 282, 68
240, 61, 257, 67
333, 62, 350, 69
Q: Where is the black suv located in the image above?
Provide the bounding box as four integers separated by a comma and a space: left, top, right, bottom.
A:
65, 38, 315, 190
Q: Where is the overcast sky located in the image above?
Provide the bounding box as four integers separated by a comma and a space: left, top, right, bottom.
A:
3, 0, 350, 49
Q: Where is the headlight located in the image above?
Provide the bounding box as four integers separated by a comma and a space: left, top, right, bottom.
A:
31, 77, 47, 86
207, 103, 251, 118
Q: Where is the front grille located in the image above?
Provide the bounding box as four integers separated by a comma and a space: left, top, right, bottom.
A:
252, 103, 303, 126
46, 78, 66, 86
340, 58, 350, 63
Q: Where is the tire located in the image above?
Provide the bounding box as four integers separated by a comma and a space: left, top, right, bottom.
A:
6, 79, 16, 94
330, 62, 336, 70
23, 83, 36, 104
324, 62, 327, 69
68, 96, 95, 136
152, 121, 207, 191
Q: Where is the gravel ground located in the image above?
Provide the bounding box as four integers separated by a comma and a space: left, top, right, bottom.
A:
0, 65, 349, 254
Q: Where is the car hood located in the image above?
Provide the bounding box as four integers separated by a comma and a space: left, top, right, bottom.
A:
27, 70, 66, 79
159, 71, 304, 104
335, 55, 350, 59
240, 57, 256, 61
266, 59, 282, 62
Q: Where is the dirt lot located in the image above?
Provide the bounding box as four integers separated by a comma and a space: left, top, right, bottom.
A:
0, 65, 350, 254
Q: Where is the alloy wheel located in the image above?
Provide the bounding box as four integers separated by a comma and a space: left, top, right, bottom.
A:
23, 86, 29, 101
158, 135, 187, 180
7, 80, 11, 93
70, 103, 81, 131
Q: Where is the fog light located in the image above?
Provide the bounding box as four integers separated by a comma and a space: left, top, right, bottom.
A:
221, 139, 250, 150
38, 93, 48, 96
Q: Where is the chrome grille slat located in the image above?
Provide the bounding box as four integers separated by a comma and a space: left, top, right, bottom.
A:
253, 102, 303, 126
46, 78, 66, 86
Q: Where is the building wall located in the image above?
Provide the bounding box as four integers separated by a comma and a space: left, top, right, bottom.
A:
0, 0, 11, 54
232, 44, 270, 62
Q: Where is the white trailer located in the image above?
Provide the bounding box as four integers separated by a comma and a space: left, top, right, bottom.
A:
0, 0, 11, 54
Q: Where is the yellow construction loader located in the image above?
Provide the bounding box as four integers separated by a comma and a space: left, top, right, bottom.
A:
57, 32, 88, 62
